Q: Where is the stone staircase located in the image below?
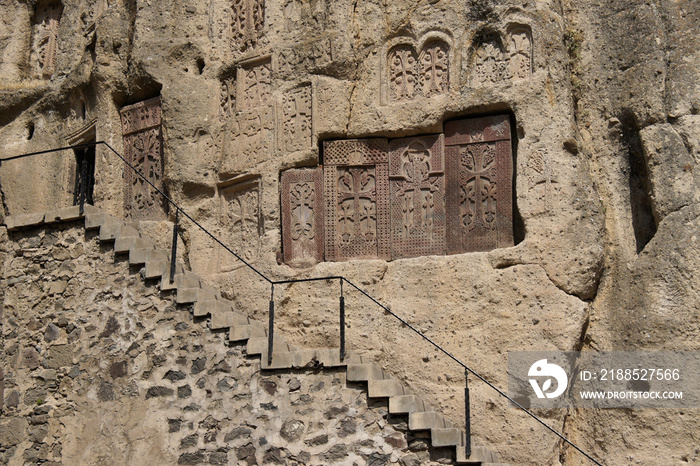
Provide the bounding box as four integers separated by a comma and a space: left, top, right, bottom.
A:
5, 206, 507, 465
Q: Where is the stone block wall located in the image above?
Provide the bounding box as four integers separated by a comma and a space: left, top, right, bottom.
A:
0, 222, 454, 465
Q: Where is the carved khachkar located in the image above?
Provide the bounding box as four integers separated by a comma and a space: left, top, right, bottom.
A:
281, 85, 312, 152
445, 115, 513, 253
389, 135, 446, 259
32, 0, 63, 79
323, 139, 390, 261
472, 39, 507, 86
388, 45, 418, 101
508, 26, 532, 80
231, 0, 264, 51
281, 168, 324, 265
220, 74, 236, 119
420, 41, 449, 97
120, 97, 166, 220
219, 179, 262, 271
238, 59, 271, 111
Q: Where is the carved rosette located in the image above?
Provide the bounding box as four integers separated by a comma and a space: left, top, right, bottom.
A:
445, 115, 513, 253
419, 41, 449, 97
120, 97, 166, 220
281, 168, 324, 265
388, 45, 418, 101
281, 86, 312, 152
389, 135, 446, 259
32, 0, 63, 79
231, 0, 265, 51
323, 139, 390, 261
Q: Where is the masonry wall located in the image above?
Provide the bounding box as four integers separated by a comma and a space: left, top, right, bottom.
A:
0, 222, 453, 466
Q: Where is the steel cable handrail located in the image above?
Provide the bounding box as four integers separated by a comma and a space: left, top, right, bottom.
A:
0, 141, 602, 465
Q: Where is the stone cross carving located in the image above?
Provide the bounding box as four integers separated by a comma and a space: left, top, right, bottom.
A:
323, 139, 390, 261
445, 115, 513, 253
420, 41, 449, 97
472, 40, 507, 87
33, 0, 63, 79
281, 85, 312, 152
509, 26, 532, 80
389, 135, 446, 258
120, 97, 166, 220
219, 179, 262, 271
238, 59, 271, 111
231, 0, 264, 51
281, 168, 324, 265
529, 149, 558, 213
388, 45, 418, 101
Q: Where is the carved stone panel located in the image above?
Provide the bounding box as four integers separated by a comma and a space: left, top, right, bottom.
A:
508, 26, 532, 80
120, 97, 166, 220
419, 40, 449, 97
281, 168, 324, 265
237, 59, 272, 111
32, 0, 63, 79
218, 178, 262, 271
389, 135, 446, 259
323, 139, 390, 261
472, 39, 507, 87
220, 74, 236, 120
220, 107, 275, 177
388, 45, 418, 102
445, 115, 513, 253
231, 0, 264, 51
281, 85, 312, 152
278, 37, 334, 77
283, 0, 327, 33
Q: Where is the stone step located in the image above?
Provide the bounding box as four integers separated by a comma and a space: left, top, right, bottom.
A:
131, 248, 167, 266
155, 262, 186, 285
246, 337, 291, 356
211, 306, 249, 329
456, 445, 502, 464
144, 259, 168, 279
346, 364, 385, 382
431, 427, 462, 447
389, 394, 426, 414
409, 411, 449, 430
45, 205, 91, 224
99, 222, 138, 242
177, 287, 216, 305
5, 212, 46, 230
367, 379, 406, 398
229, 322, 266, 342
162, 271, 201, 292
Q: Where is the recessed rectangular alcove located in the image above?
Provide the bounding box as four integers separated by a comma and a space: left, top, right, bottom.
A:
280, 114, 516, 265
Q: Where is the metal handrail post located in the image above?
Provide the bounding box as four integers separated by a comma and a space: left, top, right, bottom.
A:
339, 278, 345, 361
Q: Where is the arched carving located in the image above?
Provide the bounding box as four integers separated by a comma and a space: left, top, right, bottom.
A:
31, 0, 63, 79
470, 32, 507, 87
419, 40, 449, 97
387, 44, 419, 102
508, 25, 532, 80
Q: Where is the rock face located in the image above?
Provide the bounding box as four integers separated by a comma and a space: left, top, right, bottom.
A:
0, 0, 697, 464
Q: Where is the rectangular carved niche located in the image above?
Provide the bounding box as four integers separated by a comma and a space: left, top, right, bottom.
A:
323, 139, 390, 261
120, 97, 167, 220
445, 115, 513, 253
281, 168, 324, 266
218, 178, 263, 272
389, 134, 446, 259
32, 0, 63, 79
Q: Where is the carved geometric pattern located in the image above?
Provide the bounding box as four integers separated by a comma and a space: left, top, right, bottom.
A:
388, 45, 418, 102
508, 26, 532, 81
219, 179, 262, 271
283, 0, 328, 33
419, 41, 449, 97
32, 0, 63, 79
231, 0, 264, 51
281, 168, 324, 265
472, 40, 508, 87
278, 38, 334, 77
238, 59, 272, 111
281, 85, 312, 152
323, 139, 390, 261
389, 135, 446, 259
445, 115, 513, 253
120, 97, 166, 220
